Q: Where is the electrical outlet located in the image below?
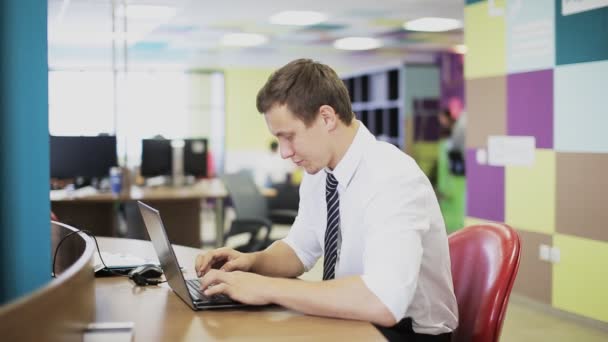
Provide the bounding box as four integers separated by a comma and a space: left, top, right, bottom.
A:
550, 247, 560, 263
539, 244, 550, 261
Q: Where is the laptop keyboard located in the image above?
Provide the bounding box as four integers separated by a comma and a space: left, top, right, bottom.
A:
186, 279, 235, 304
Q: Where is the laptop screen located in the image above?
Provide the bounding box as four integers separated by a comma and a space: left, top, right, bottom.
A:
137, 201, 196, 308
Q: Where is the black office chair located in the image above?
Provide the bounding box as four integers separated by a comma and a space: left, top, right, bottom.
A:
267, 181, 299, 225
221, 171, 274, 252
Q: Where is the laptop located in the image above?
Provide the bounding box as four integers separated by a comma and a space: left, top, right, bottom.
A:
137, 200, 249, 310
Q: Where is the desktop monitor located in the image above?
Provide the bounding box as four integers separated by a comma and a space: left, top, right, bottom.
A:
50, 135, 118, 179
184, 138, 208, 178
141, 139, 172, 177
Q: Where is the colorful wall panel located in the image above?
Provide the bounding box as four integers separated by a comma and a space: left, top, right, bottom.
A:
553, 234, 608, 322
465, 76, 506, 148
466, 148, 504, 222
507, 0, 555, 72
507, 69, 553, 148
464, 1, 507, 79
556, 1, 608, 65
465, 0, 608, 324
512, 230, 553, 304
505, 150, 555, 234
554, 61, 608, 153
556, 153, 608, 242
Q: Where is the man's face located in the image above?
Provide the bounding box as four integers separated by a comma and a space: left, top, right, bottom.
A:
264, 104, 331, 175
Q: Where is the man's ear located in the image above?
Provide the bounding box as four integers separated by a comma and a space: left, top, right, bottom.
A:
319, 105, 338, 131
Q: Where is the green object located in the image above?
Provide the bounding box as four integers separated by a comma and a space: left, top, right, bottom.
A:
436, 140, 466, 233
412, 142, 439, 178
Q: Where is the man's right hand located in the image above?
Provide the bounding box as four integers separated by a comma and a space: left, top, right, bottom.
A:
194, 247, 256, 277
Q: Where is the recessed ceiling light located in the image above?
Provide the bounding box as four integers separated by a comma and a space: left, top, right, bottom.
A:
269, 11, 327, 26
333, 37, 382, 51
404, 17, 462, 32
221, 33, 268, 47
115, 5, 177, 20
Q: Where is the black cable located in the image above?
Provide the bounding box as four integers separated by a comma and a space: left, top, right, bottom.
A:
52, 229, 166, 286
52, 229, 127, 278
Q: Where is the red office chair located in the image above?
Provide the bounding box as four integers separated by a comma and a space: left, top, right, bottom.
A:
448, 223, 521, 342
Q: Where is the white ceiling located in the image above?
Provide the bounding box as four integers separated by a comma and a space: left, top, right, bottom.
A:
48, 0, 464, 73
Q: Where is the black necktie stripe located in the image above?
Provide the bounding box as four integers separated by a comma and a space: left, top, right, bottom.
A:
323, 172, 340, 281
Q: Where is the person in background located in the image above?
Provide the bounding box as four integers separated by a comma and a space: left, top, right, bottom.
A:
195, 59, 458, 341
438, 108, 455, 140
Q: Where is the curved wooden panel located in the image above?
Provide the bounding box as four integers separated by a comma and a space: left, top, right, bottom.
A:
0, 221, 96, 342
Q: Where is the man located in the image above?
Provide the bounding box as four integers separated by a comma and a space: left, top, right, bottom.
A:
195, 59, 458, 341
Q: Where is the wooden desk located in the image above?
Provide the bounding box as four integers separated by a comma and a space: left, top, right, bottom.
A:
96, 237, 384, 341
52, 179, 278, 248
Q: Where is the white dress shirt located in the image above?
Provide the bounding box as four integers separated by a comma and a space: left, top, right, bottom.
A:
283, 121, 458, 334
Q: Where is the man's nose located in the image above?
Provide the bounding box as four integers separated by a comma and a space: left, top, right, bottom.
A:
280, 144, 294, 159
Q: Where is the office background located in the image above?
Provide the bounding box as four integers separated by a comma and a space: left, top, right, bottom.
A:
464, 0, 608, 324
1, 0, 608, 337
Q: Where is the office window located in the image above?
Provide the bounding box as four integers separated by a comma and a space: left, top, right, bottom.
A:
49, 71, 115, 136
48, 70, 225, 169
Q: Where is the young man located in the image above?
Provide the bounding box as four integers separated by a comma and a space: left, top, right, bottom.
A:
195, 59, 458, 341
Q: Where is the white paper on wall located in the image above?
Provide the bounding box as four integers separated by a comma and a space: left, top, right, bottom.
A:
562, 0, 608, 15
487, 136, 536, 167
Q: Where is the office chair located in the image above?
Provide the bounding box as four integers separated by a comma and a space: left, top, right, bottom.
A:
221, 171, 274, 252
448, 223, 521, 342
267, 181, 299, 225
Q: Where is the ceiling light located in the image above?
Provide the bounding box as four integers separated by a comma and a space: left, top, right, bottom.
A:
333, 37, 382, 51
404, 17, 462, 32
269, 11, 327, 26
48, 31, 145, 45
116, 5, 177, 20
453, 44, 467, 54
221, 33, 268, 47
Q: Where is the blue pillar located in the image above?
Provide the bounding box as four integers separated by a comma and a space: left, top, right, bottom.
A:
0, 0, 50, 304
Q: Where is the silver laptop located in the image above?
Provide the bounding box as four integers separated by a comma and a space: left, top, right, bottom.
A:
137, 201, 248, 310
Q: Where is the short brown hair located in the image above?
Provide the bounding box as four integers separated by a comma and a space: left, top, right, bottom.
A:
256, 59, 353, 126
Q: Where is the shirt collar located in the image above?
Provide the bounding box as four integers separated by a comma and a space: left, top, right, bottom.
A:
325, 120, 375, 189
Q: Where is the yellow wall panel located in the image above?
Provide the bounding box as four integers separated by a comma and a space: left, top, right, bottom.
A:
464, 1, 506, 79
505, 149, 555, 234
224, 68, 274, 151
553, 234, 608, 323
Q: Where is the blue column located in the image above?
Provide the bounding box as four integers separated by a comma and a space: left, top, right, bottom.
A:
0, 0, 50, 304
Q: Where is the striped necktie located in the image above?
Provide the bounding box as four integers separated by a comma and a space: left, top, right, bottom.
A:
323, 172, 340, 280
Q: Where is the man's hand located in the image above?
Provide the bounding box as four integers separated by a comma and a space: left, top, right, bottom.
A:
200, 269, 274, 306
194, 247, 256, 277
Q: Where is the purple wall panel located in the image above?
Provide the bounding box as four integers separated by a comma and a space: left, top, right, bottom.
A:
507, 69, 554, 148
466, 148, 505, 221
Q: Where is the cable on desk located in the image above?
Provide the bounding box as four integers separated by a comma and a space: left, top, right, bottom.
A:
52, 229, 166, 286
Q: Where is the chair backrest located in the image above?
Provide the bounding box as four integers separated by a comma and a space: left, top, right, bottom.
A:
448, 223, 521, 342
221, 171, 268, 220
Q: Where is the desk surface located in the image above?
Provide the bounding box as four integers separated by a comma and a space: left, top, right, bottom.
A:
96, 237, 384, 341
52, 178, 277, 202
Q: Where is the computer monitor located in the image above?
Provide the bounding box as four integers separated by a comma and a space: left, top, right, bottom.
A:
184, 138, 208, 178
50, 135, 118, 179
141, 139, 172, 177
